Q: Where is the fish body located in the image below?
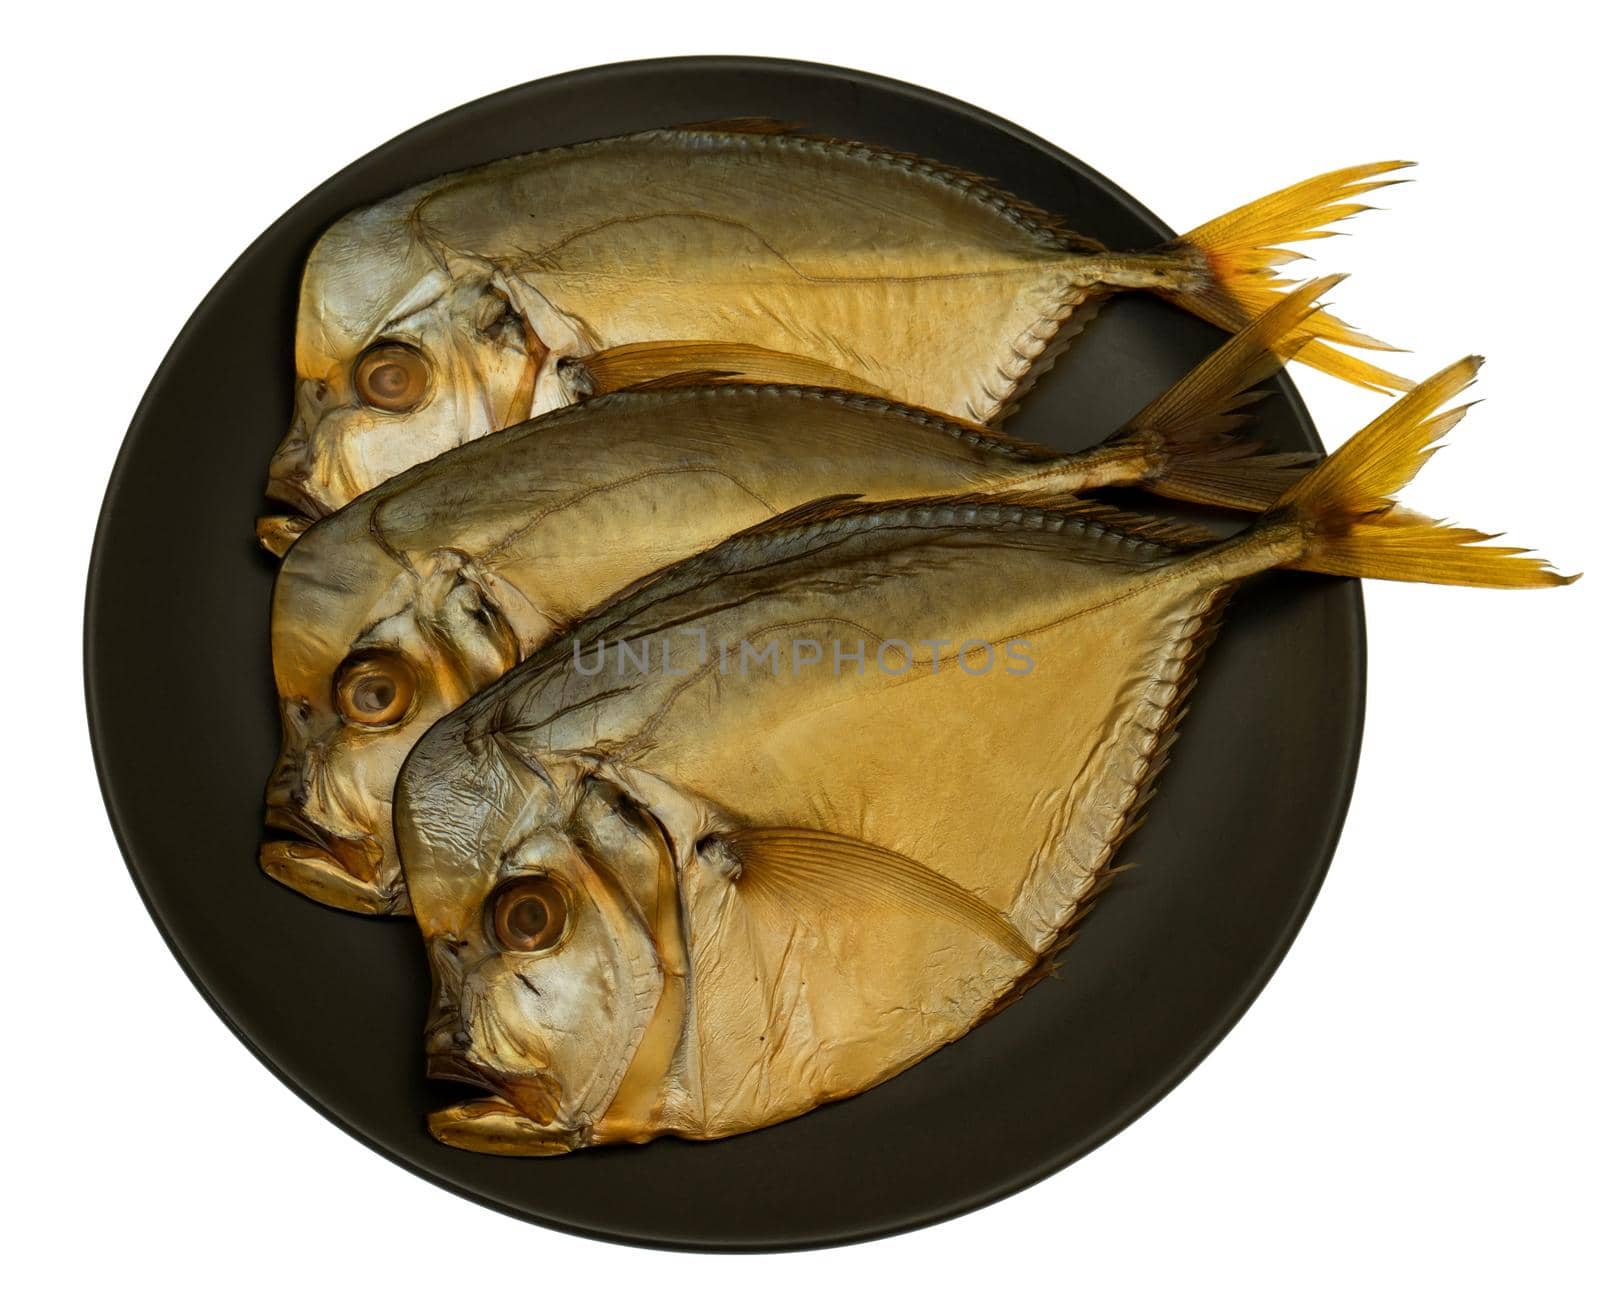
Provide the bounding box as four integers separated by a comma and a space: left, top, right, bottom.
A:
394, 361, 1568, 1155
264, 123, 1409, 537
401, 499, 1215, 1153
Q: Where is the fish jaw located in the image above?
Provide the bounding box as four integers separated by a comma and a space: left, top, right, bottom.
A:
257, 834, 408, 915
426, 1055, 579, 1155
255, 513, 310, 558
426, 1097, 581, 1156
260, 462, 336, 554
263, 464, 336, 524
264, 386, 344, 526
259, 839, 408, 915
259, 803, 406, 915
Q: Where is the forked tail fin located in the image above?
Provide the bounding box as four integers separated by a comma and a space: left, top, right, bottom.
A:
1160, 162, 1415, 395
1108, 276, 1336, 511
1269, 358, 1575, 588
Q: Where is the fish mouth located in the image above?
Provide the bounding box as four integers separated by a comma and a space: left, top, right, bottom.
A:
260, 808, 407, 915
257, 475, 328, 558
426, 1056, 576, 1156
427, 1053, 504, 1094
264, 474, 332, 524
255, 513, 311, 558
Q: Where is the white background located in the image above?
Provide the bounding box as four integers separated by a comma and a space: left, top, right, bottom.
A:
5, 4, 1595, 1300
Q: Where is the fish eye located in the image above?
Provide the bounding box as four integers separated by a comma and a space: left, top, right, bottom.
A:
487, 876, 570, 954
353, 342, 431, 413
333, 650, 417, 727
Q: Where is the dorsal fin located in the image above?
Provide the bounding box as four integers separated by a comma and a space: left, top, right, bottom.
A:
727, 488, 1218, 551
497, 491, 1218, 695
662, 120, 1102, 253
571, 369, 1066, 464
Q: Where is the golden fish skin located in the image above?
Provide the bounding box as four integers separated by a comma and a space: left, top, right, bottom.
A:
261, 305, 1316, 918
263, 123, 1411, 537
395, 362, 1568, 1155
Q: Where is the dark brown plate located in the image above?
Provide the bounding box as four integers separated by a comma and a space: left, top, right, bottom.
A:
84, 57, 1363, 1251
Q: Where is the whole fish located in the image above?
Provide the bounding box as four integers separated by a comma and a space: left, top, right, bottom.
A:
394, 360, 1568, 1155
263, 296, 1325, 915
261, 120, 1411, 548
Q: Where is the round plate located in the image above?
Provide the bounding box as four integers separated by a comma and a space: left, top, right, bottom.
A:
85, 57, 1363, 1251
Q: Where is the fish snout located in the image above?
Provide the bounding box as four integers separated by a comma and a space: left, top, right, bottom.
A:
425, 1024, 473, 1058
263, 801, 324, 846
287, 375, 335, 449
424, 938, 472, 1055
263, 461, 328, 524
264, 383, 337, 521
264, 745, 308, 812
264, 731, 340, 826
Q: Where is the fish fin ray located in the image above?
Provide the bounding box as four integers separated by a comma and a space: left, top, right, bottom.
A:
1137, 444, 1314, 514
1271, 358, 1577, 587
670, 122, 1107, 254
726, 489, 1216, 551
988, 492, 1221, 548
1124, 275, 1332, 438
742, 493, 867, 532
722, 828, 1035, 963
1163, 162, 1416, 393
1110, 279, 1333, 509
1009, 587, 1233, 952
567, 340, 887, 398
585, 379, 1068, 464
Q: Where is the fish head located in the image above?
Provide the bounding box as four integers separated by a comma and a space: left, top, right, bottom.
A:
260, 195, 555, 552
400, 740, 679, 1155
261, 533, 520, 914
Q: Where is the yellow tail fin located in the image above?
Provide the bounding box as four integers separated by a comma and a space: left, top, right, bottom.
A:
1164, 162, 1415, 395
1115, 276, 1334, 510
1272, 358, 1575, 588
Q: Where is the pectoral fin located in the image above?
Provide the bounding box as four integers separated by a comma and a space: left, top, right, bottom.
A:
563, 340, 886, 399
720, 827, 1035, 963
